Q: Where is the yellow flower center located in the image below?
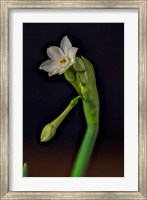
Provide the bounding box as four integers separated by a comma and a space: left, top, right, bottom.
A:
60, 58, 67, 64
59, 57, 69, 68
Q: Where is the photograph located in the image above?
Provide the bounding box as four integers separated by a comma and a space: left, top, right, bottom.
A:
0, 0, 146, 199
23, 23, 124, 177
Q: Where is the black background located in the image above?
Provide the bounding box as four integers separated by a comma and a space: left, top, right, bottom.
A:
23, 23, 124, 177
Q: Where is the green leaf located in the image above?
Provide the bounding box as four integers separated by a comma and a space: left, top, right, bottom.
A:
23, 162, 28, 177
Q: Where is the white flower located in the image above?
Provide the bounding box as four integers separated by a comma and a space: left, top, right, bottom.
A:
39, 36, 78, 76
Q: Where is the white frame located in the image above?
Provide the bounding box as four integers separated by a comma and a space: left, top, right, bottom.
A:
0, 1, 146, 199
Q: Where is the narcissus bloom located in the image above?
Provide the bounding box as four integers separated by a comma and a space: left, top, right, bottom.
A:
39, 36, 78, 76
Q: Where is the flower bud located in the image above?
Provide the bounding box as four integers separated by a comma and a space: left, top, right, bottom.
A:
40, 96, 81, 142
40, 123, 57, 142
78, 71, 88, 85
64, 69, 76, 82
73, 57, 85, 72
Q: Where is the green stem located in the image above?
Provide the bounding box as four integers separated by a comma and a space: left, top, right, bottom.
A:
52, 95, 81, 127
71, 100, 99, 177
71, 124, 99, 177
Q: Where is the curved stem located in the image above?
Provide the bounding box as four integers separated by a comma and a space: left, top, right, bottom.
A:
66, 56, 100, 177
71, 100, 99, 177
71, 123, 99, 177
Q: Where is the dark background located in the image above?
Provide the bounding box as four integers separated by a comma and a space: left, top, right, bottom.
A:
23, 23, 124, 177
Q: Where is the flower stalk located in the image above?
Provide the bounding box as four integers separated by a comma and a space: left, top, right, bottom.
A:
40, 95, 81, 142
67, 57, 100, 176
71, 124, 99, 176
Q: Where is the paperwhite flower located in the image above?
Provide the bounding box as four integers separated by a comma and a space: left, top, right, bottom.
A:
39, 36, 78, 76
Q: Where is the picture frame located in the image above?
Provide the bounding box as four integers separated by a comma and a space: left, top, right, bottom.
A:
0, 0, 146, 199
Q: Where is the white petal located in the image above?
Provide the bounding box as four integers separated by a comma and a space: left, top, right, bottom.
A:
60, 36, 72, 56
39, 59, 59, 73
47, 46, 64, 61
48, 67, 61, 76
58, 63, 71, 75
48, 71, 57, 76
58, 69, 68, 75
68, 47, 78, 62
58, 69, 66, 75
